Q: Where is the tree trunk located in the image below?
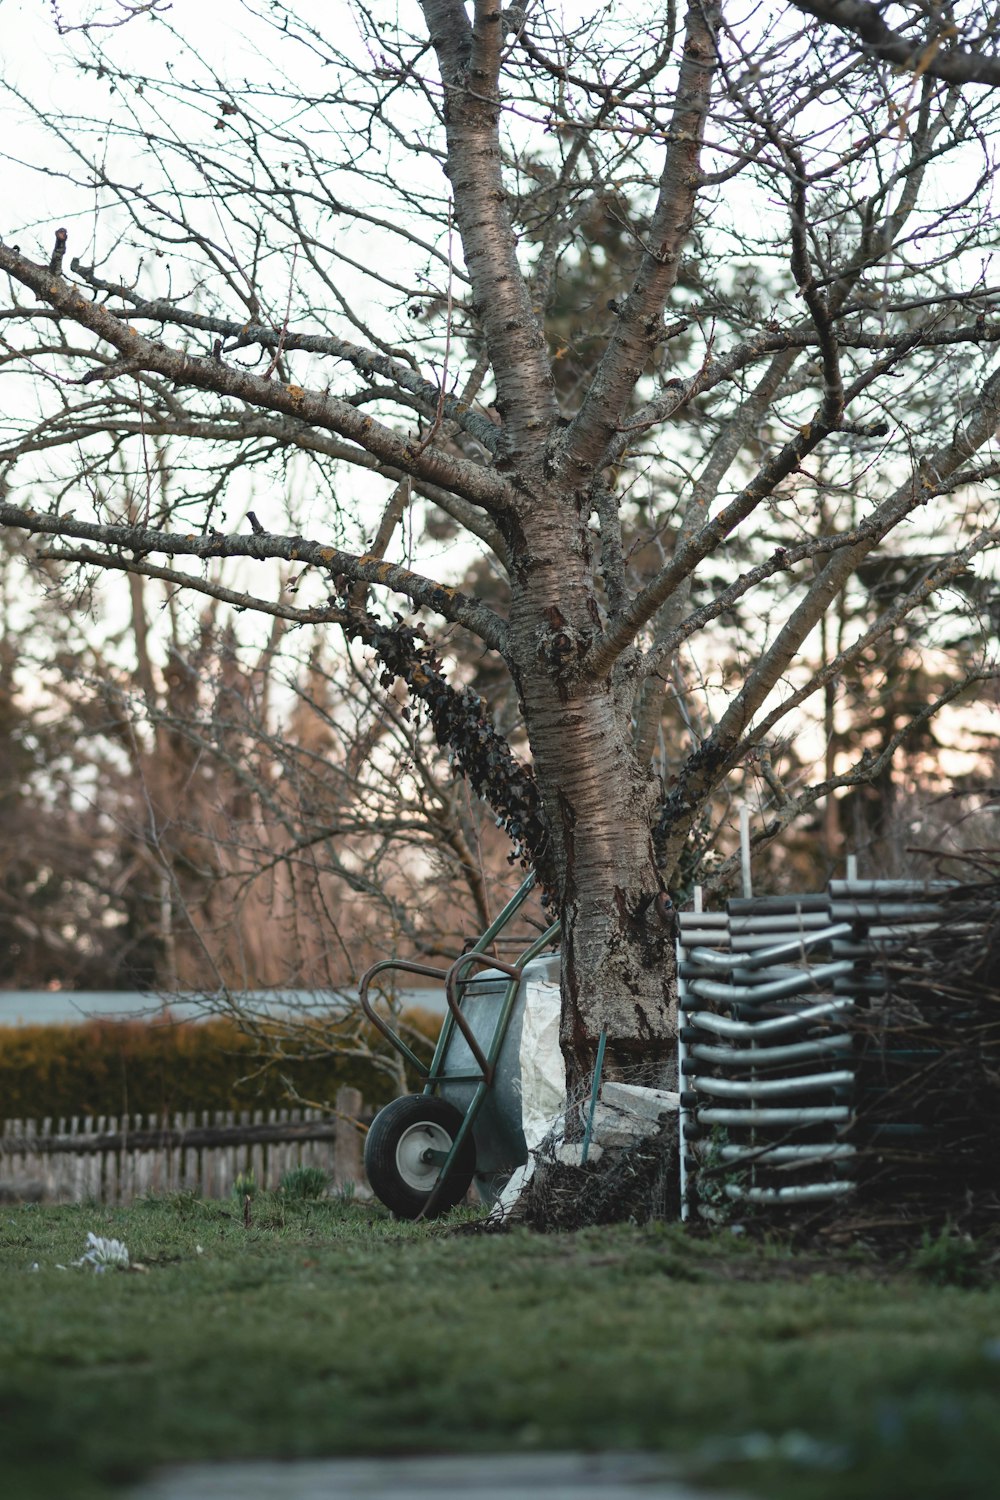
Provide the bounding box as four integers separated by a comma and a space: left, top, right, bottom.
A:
515, 648, 677, 1097
539, 687, 680, 1092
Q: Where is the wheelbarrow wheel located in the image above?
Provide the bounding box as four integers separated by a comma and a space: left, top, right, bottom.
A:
364, 1094, 476, 1220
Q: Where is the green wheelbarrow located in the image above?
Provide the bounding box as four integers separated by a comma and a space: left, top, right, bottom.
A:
358, 875, 560, 1219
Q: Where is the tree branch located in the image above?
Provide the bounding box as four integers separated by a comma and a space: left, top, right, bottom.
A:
0, 243, 508, 514
0, 503, 510, 651
653, 353, 1000, 864
421, 0, 560, 459
713, 361, 1000, 747
705, 663, 1000, 894
64, 258, 503, 453
558, 1, 721, 481
790, 1, 1000, 89
731, 532, 999, 757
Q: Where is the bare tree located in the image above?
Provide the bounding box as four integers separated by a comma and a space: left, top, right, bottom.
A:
1, 1, 998, 1088
0, 528, 509, 991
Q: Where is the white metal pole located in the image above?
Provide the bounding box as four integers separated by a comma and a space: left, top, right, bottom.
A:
739, 806, 752, 898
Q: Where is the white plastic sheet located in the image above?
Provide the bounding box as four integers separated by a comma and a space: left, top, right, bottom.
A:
517, 973, 565, 1150
489, 966, 566, 1220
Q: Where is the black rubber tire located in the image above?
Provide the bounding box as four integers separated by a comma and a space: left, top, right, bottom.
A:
364, 1094, 476, 1220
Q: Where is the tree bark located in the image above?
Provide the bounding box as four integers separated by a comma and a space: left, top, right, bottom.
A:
528, 675, 675, 1094
506, 498, 676, 1093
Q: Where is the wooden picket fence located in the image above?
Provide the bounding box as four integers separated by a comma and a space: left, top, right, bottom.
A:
0, 1086, 366, 1204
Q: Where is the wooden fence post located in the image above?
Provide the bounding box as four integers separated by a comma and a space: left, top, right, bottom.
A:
333, 1087, 364, 1188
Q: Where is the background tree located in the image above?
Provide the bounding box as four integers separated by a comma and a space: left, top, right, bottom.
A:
0, 1, 998, 1088
0, 518, 513, 994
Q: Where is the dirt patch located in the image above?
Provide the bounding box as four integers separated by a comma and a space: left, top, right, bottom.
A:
518, 1122, 680, 1232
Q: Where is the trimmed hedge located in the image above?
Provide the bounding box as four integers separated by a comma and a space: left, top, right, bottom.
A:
0, 1010, 440, 1121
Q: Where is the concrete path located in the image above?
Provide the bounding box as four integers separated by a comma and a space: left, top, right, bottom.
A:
130, 1451, 748, 1499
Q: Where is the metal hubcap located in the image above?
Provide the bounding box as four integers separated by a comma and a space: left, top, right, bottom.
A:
394, 1121, 453, 1191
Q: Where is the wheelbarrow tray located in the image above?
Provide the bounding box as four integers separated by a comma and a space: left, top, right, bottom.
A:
435, 952, 560, 1202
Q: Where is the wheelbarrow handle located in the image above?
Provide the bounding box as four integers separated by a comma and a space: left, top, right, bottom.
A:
443, 951, 526, 1089
358, 958, 451, 1075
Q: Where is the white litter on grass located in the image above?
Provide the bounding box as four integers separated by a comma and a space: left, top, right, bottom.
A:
701, 1429, 850, 1471
74, 1232, 130, 1273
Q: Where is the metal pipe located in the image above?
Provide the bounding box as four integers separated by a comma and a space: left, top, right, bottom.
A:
357, 957, 450, 1076
829, 902, 947, 921
833, 976, 885, 995
829, 879, 956, 896
728, 912, 833, 933
717, 1143, 856, 1163
740, 925, 855, 964
727, 934, 825, 951
728, 895, 830, 916
681, 998, 853, 1037
730, 963, 825, 984
685, 1069, 854, 1100
864, 923, 953, 939
677, 939, 695, 1221
687, 924, 853, 971
688, 959, 854, 1005
678, 933, 732, 949
835, 927, 938, 947
580, 1029, 608, 1166
691, 1105, 851, 1125
831, 940, 878, 958
680, 961, 804, 984
678, 946, 738, 972
678, 910, 729, 928
723, 1180, 854, 1203
686, 1034, 853, 1069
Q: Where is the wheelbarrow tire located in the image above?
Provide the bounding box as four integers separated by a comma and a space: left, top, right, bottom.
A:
364, 1094, 476, 1220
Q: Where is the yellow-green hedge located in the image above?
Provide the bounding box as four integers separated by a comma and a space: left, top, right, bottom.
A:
0, 1010, 440, 1121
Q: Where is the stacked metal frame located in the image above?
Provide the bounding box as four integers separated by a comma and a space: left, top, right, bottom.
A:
825, 879, 958, 1175
677, 878, 957, 1221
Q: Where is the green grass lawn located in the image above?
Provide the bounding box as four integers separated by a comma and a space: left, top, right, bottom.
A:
1, 1194, 997, 1499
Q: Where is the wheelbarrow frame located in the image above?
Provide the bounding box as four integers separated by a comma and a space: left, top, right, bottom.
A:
358, 873, 560, 1217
